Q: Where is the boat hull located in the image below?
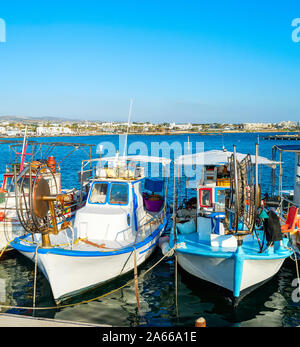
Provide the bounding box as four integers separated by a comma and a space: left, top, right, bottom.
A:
13, 220, 167, 302
177, 252, 284, 297
175, 236, 291, 306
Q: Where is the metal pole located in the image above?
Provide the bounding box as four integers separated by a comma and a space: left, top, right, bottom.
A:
279, 151, 282, 198
255, 143, 259, 208
233, 146, 239, 231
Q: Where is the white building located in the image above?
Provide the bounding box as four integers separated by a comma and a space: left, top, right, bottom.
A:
243, 123, 273, 130
36, 126, 73, 136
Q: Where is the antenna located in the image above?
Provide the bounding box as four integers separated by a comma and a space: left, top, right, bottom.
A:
123, 98, 134, 157
20, 125, 28, 172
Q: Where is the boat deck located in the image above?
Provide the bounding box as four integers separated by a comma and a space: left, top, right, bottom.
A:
175, 232, 292, 260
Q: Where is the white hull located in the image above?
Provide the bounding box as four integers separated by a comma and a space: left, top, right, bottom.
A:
19, 230, 163, 302
177, 252, 285, 294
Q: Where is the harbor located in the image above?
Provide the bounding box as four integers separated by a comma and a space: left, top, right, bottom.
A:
0, 132, 297, 327
1, 1, 300, 330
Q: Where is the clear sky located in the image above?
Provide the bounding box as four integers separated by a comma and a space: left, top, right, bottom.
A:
0, 0, 300, 123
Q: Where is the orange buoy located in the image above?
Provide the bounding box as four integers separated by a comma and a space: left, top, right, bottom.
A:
47, 157, 57, 173
195, 317, 206, 327
0, 212, 5, 222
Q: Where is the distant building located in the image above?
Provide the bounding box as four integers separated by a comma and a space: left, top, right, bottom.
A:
36, 126, 73, 135
6, 130, 19, 136
278, 121, 297, 128
176, 123, 192, 130
243, 123, 273, 130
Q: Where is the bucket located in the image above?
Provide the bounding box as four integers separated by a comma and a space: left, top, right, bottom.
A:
144, 194, 163, 212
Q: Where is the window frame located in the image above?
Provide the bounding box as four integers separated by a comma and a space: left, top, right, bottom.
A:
108, 182, 129, 206
88, 181, 109, 205
88, 181, 130, 206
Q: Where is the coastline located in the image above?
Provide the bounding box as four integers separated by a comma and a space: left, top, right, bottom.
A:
0, 129, 298, 138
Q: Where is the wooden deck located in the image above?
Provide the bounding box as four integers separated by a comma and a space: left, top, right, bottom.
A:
0, 313, 111, 327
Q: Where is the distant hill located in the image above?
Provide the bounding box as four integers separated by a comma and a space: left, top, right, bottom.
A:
0, 115, 84, 123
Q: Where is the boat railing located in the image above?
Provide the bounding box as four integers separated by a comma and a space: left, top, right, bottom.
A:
114, 206, 167, 241
272, 195, 299, 223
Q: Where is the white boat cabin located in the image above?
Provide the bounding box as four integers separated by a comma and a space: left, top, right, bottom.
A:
74, 155, 169, 243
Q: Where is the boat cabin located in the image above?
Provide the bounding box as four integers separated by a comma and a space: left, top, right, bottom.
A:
198, 164, 230, 213
74, 155, 170, 243
174, 148, 280, 243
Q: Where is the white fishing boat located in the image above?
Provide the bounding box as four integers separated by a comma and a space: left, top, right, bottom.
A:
0, 139, 94, 252
10, 155, 170, 303
164, 144, 292, 306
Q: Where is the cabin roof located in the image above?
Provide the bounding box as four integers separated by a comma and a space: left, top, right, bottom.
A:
87, 155, 171, 166
174, 149, 280, 168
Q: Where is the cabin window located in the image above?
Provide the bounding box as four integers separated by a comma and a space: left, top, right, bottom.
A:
199, 188, 212, 207
89, 182, 108, 204
216, 189, 226, 205
109, 183, 128, 205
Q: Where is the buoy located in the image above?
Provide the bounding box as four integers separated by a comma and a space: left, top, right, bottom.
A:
0, 211, 5, 221
158, 235, 171, 256
47, 157, 57, 173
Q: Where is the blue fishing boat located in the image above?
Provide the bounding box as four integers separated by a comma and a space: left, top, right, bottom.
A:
165, 145, 293, 306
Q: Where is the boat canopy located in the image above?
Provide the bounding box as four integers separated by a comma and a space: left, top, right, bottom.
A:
85, 155, 171, 167
174, 149, 280, 168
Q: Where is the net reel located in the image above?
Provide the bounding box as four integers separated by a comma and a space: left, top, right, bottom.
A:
225, 153, 260, 238
14, 161, 72, 247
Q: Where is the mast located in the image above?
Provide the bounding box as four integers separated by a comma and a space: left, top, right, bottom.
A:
123, 98, 134, 157
19, 126, 28, 172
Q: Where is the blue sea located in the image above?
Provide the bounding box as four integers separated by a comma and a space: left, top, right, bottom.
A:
0, 132, 299, 327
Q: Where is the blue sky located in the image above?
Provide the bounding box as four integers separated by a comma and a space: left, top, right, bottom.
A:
0, 0, 300, 123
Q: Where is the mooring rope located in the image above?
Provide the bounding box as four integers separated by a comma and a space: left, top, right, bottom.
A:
0, 247, 175, 311
32, 244, 40, 310
287, 244, 300, 299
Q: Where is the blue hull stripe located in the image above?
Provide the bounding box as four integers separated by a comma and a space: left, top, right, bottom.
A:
11, 218, 168, 257
139, 237, 159, 255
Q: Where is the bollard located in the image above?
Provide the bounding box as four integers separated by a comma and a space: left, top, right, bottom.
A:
195, 317, 206, 327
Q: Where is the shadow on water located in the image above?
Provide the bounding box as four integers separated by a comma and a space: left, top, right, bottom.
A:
176, 258, 300, 327
0, 247, 299, 327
